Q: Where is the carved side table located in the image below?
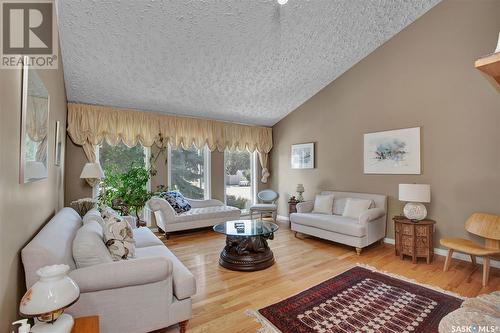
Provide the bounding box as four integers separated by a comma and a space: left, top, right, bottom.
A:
394, 216, 436, 264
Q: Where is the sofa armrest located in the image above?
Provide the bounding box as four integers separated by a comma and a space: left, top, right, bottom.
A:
148, 197, 176, 219
69, 257, 173, 293
296, 200, 314, 213
186, 198, 224, 208
358, 208, 386, 225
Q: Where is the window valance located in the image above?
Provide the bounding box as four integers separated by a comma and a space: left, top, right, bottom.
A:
67, 103, 273, 182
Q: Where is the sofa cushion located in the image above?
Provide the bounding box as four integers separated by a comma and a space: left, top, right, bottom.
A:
250, 203, 277, 211
135, 245, 196, 300
312, 194, 334, 214
73, 221, 113, 268
342, 198, 373, 219
160, 191, 191, 214
171, 205, 240, 224
290, 213, 366, 237
133, 227, 164, 248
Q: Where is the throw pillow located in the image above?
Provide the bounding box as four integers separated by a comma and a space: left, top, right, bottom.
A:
342, 198, 373, 219
160, 191, 191, 214
101, 213, 136, 260
312, 194, 335, 214
73, 221, 113, 268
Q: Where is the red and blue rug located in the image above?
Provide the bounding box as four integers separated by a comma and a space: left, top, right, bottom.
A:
248, 265, 463, 333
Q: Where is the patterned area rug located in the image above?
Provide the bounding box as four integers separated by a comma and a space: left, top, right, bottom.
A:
248, 265, 463, 333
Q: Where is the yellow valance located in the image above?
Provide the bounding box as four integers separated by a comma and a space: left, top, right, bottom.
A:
67, 103, 273, 182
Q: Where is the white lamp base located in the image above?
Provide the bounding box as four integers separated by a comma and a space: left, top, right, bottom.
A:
403, 202, 427, 221
31, 314, 74, 333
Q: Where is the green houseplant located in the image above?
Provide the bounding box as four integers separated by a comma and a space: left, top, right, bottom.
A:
98, 165, 164, 223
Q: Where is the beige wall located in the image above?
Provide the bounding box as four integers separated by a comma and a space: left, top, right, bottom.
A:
271, 0, 500, 246
0, 49, 67, 328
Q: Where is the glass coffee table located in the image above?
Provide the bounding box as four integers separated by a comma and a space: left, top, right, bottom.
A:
213, 220, 279, 271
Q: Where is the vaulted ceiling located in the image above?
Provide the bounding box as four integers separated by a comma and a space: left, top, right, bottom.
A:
58, 0, 439, 126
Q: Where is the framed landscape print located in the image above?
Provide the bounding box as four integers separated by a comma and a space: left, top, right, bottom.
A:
291, 143, 314, 169
364, 127, 421, 174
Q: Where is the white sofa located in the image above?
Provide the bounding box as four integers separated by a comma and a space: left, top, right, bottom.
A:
21, 208, 196, 333
290, 191, 387, 255
148, 197, 241, 238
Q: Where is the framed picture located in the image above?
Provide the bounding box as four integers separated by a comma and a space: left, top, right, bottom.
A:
54, 121, 62, 166
20, 57, 50, 183
291, 143, 314, 169
364, 127, 421, 174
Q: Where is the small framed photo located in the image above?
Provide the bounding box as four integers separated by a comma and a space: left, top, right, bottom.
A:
54, 121, 62, 166
291, 143, 314, 169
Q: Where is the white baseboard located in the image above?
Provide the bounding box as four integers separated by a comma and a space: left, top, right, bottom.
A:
384, 237, 500, 268
277, 215, 290, 221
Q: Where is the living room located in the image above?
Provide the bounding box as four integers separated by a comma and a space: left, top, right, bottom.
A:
1, 0, 499, 332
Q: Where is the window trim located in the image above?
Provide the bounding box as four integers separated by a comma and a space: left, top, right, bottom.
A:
167, 144, 211, 200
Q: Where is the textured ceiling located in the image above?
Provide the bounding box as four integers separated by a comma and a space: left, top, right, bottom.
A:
58, 0, 439, 126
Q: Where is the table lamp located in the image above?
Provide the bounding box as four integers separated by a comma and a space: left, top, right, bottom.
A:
80, 162, 105, 194
399, 184, 431, 221
20, 264, 80, 333
296, 184, 305, 202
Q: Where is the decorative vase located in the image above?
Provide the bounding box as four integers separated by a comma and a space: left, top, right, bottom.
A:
403, 202, 427, 221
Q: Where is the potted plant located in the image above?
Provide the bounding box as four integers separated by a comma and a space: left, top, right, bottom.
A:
98, 165, 165, 227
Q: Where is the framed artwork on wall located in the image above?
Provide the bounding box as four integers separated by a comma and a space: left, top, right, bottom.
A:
364, 127, 421, 174
54, 121, 62, 166
291, 143, 314, 169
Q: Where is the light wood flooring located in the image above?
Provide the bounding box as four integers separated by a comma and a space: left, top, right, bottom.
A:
155, 219, 499, 333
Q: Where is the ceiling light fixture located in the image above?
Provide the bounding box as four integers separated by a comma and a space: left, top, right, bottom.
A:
277, 0, 288, 5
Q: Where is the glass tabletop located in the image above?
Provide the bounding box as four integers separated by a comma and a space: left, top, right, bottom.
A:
213, 220, 279, 236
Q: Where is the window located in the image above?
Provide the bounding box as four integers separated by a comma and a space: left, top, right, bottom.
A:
95, 141, 151, 204
224, 150, 257, 214
168, 145, 210, 199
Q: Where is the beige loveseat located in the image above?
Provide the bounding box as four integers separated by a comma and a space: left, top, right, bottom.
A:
148, 197, 240, 238
21, 208, 196, 333
291, 191, 387, 254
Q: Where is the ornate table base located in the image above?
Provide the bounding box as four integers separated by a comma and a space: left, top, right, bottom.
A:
219, 234, 275, 271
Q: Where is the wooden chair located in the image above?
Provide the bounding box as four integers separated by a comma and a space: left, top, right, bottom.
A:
440, 212, 500, 287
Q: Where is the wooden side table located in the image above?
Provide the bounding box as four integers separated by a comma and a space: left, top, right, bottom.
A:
72, 316, 99, 333
288, 200, 299, 215
394, 216, 435, 264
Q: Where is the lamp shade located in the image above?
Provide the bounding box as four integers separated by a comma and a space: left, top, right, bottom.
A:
399, 184, 431, 203
296, 184, 305, 192
20, 265, 80, 316
80, 163, 105, 179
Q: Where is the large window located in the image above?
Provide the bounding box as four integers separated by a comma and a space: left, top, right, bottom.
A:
96, 141, 151, 203
168, 145, 210, 199
99, 141, 147, 174
224, 150, 257, 214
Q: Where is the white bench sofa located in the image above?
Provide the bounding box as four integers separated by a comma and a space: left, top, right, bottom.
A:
148, 197, 241, 238
21, 207, 196, 333
291, 191, 387, 255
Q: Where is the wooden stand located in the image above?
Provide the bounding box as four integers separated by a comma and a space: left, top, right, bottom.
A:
72, 316, 99, 333
394, 216, 435, 264
288, 199, 299, 215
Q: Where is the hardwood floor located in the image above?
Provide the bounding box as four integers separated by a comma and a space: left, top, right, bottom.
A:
155, 219, 499, 333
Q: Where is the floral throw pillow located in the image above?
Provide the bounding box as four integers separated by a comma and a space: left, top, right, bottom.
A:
101, 211, 136, 260
159, 191, 191, 214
